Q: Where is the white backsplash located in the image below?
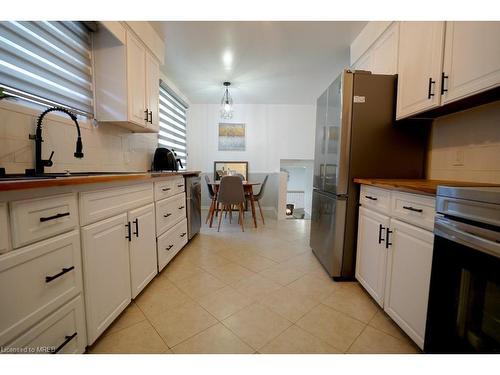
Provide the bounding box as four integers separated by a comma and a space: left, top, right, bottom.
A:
0, 101, 158, 174
427, 100, 500, 184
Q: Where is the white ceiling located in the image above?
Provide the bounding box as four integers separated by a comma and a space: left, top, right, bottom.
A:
151, 21, 366, 105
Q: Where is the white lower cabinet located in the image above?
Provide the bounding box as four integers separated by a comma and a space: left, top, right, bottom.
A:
384, 219, 434, 349
81, 213, 131, 345
0, 202, 11, 254
355, 207, 389, 307
356, 186, 435, 350
129, 203, 157, 299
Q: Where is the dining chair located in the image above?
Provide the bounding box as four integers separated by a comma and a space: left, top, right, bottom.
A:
216, 176, 245, 232
252, 175, 268, 224
205, 174, 218, 224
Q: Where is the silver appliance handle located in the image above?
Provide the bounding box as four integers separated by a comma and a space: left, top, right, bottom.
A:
434, 215, 500, 259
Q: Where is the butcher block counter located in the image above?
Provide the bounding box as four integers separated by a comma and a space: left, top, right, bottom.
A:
0, 171, 201, 192
353, 178, 499, 195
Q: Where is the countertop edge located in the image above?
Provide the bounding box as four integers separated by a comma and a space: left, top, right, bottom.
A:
0, 171, 201, 192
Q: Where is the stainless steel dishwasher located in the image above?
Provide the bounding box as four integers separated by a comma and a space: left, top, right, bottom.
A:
185, 175, 201, 239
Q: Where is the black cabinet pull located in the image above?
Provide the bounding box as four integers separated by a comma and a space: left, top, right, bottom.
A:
165, 244, 173, 251
162, 187, 171, 191
378, 224, 385, 244
178, 206, 185, 210
177, 184, 184, 188
441, 72, 448, 95
386, 228, 393, 249
125, 222, 131, 241
40, 212, 70, 222
149, 110, 153, 124
51, 332, 77, 354
164, 213, 172, 218
45, 266, 75, 283
427, 77, 435, 99
403, 205, 423, 213
180, 232, 186, 238
133, 218, 139, 237
144, 109, 149, 121
365, 195, 378, 201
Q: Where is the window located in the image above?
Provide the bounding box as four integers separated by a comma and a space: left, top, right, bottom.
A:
159, 81, 188, 169
0, 21, 94, 116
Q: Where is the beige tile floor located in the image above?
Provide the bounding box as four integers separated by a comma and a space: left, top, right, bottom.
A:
88, 211, 420, 354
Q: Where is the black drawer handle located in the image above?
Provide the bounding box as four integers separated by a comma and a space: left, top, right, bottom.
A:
403, 205, 423, 213
51, 332, 77, 354
40, 212, 70, 222
133, 218, 139, 237
125, 221, 131, 241
164, 213, 172, 218
177, 184, 184, 188
378, 224, 385, 244
441, 72, 448, 95
162, 187, 171, 191
180, 232, 186, 237
386, 228, 393, 249
178, 206, 185, 210
428, 77, 436, 99
166, 244, 173, 251
46, 266, 75, 283
365, 196, 378, 201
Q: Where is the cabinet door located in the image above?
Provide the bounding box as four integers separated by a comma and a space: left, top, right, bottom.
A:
0, 202, 10, 254
145, 52, 160, 132
396, 22, 445, 119
371, 22, 399, 75
355, 206, 390, 307
384, 218, 434, 350
81, 213, 131, 345
126, 31, 147, 127
129, 203, 157, 299
442, 21, 500, 104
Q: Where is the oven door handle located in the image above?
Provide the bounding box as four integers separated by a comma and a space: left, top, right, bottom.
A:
434, 216, 500, 259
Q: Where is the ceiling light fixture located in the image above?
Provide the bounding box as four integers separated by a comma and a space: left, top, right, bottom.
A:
220, 81, 233, 119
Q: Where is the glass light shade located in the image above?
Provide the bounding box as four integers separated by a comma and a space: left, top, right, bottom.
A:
220, 85, 234, 119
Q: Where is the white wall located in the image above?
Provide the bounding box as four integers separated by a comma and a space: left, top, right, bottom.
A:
186, 103, 315, 173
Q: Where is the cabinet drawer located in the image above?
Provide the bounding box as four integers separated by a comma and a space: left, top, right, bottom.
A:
157, 218, 188, 271
391, 191, 435, 231
154, 176, 185, 201
79, 183, 153, 226
9, 193, 78, 249
0, 202, 10, 254
360, 185, 391, 215
0, 230, 82, 345
5, 295, 87, 354
155, 194, 186, 236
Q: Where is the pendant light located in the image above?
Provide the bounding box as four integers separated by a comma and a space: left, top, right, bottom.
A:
220, 81, 233, 119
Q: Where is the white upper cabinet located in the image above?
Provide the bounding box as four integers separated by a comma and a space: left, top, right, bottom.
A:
396, 22, 445, 119
93, 23, 161, 133
126, 31, 148, 126
353, 22, 399, 75
145, 52, 160, 132
441, 21, 500, 104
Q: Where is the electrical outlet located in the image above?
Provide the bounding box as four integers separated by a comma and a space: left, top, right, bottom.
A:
452, 149, 465, 166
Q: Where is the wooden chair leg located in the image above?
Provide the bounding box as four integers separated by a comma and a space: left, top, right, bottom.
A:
206, 198, 214, 224
239, 203, 244, 232
218, 204, 225, 232
257, 200, 265, 225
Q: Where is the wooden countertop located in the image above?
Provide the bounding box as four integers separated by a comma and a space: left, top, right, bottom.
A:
353, 178, 499, 195
0, 171, 201, 192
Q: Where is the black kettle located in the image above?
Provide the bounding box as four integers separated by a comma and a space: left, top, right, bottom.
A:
152, 147, 183, 171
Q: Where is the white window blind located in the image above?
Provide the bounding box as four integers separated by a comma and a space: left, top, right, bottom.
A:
159, 81, 188, 169
0, 21, 94, 116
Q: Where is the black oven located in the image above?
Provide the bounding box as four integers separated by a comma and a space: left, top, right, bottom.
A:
425, 186, 500, 353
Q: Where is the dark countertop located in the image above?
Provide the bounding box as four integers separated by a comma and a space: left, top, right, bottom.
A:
0, 171, 201, 192
353, 178, 499, 195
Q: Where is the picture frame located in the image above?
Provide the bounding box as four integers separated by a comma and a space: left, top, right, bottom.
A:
213, 161, 248, 181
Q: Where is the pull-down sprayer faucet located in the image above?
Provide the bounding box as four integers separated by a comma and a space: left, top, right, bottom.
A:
28, 107, 84, 175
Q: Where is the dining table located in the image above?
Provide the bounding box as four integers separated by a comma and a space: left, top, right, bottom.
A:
208, 180, 261, 228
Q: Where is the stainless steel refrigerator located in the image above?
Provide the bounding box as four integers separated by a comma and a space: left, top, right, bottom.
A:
310, 70, 428, 280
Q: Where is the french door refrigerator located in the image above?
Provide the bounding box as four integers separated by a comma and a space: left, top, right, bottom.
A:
310, 70, 428, 280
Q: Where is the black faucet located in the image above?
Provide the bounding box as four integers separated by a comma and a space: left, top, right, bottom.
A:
28, 107, 84, 175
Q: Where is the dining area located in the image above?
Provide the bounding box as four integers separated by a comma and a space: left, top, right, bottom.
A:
204, 163, 268, 232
